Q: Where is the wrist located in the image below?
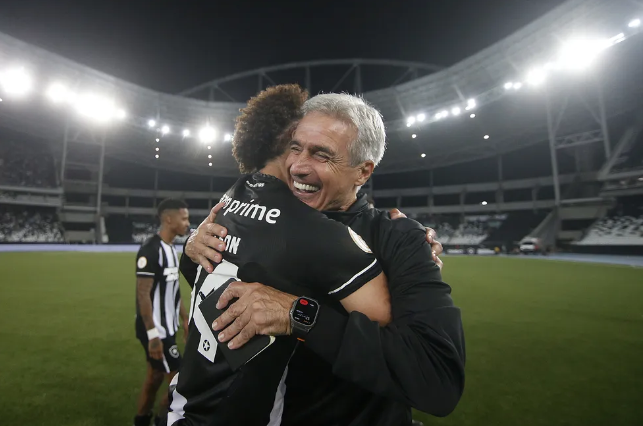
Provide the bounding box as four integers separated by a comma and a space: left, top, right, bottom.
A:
289, 296, 320, 341
146, 327, 160, 341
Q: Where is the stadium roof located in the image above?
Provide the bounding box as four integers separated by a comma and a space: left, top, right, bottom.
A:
0, 0, 642, 177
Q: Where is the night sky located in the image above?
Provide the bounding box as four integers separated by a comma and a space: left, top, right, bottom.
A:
0, 0, 563, 94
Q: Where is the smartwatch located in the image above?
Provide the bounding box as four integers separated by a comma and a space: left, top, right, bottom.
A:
289, 296, 320, 341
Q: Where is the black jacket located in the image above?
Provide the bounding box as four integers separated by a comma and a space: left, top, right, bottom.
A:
180, 193, 465, 426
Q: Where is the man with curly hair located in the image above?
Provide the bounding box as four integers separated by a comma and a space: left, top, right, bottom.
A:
180, 90, 464, 426
167, 84, 392, 426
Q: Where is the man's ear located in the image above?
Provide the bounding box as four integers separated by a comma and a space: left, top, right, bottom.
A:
355, 161, 375, 187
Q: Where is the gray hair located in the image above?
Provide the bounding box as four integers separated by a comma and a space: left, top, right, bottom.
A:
301, 93, 386, 167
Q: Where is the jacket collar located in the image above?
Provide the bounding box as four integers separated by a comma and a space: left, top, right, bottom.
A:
322, 192, 371, 222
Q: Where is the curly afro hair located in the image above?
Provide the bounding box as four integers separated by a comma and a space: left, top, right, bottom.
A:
232, 84, 309, 173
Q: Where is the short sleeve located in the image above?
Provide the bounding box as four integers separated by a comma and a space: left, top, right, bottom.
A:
296, 218, 382, 300
136, 243, 160, 277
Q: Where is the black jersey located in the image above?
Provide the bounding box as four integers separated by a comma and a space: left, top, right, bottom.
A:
169, 173, 382, 426
135, 234, 181, 339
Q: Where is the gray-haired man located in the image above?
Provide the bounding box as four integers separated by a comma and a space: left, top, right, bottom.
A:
181, 93, 464, 426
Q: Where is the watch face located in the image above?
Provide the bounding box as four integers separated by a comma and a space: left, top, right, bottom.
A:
292, 298, 318, 326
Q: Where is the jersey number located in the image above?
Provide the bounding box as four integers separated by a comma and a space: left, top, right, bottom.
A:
190, 261, 239, 363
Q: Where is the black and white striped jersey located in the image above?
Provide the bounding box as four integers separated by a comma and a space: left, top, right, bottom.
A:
170, 173, 382, 426
135, 234, 182, 340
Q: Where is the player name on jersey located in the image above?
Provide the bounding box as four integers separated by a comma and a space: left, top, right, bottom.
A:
221, 193, 281, 224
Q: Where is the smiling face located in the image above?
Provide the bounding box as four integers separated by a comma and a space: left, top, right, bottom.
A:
286, 111, 374, 212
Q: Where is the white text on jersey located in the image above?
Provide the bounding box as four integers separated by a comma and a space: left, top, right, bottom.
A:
217, 234, 241, 255
220, 193, 281, 225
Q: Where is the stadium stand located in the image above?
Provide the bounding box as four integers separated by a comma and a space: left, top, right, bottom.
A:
449, 217, 492, 246
578, 215, 643, 245
0, 205, 64, 243
576, 196, 643, 246
0, 140, 58, 188
485, 211, 549, 246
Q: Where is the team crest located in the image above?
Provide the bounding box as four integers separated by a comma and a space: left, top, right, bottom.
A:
169, 345, 180, 358
348, 227, 372, 254
137, 257, 147, 269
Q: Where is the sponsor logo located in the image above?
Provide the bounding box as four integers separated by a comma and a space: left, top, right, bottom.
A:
348, 227, 372, 254
137, 257, 147, 269
220, 193, 281, 224
169, 345, 180, 358
163, 267, 180, 282
202, 340, 211, 351
246, 180, 265, 188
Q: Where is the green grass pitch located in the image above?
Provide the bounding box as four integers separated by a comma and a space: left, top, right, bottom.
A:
1, 252, 642, 426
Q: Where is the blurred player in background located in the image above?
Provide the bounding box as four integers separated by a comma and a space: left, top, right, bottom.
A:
134, 199, 191, 426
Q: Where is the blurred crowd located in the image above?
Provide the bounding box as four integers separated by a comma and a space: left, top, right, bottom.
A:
0, 140, 57, 188
0, 206, 64, 243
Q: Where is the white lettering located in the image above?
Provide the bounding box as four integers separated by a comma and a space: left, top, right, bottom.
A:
246, 180, 265, 188
220, 193, 232, 208
227, 236, 241, 254
235, 202, 247, 214
266, 208, 281, 224
219, 196, 280, 224
224, 200, 240, 216
245, 203, 266, 221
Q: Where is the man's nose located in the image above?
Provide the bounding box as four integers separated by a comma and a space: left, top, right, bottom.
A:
290, 155, 311, 177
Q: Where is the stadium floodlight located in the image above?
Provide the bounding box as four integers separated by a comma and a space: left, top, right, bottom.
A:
155, 138, 160, 142
481, 201, 488, 206
155, 154, 159, 159
148, 119, 156, 128
407, 116, 416, 126
558, 38, 608, 71
421, 153, 426, 158
156, 147, 159, 152
470, 113, 476, 118
182, 129, 190, 137
199, 126, 216, 143
208, 154, 212, 159
504, 82, 514, 90
526, 67, 547, 86
606, 33, 626, 47
209, 162, 213, 167
224, 133, 232, 142
484, 135, 490, 140
75, 93, 118, 123
161, 125, 170, 135
207, 145, 211, 150
513, 82, 523, 90
629, 19, 641, 28
47, 83, 71, 103
417, 113, 426, 122
412, 134, 417, 139
451, 107, 461, 116
465, 99, 476, 110
0, 67, 33, 97
116, 109, 126, 120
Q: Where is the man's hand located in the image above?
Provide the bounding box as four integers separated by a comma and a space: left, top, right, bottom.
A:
211, 282, 297, 350
148, 338, 164, 360
185, 202, 228, 273
389, 208, 444, 270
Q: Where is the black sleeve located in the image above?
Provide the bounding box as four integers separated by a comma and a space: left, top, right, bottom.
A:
136, 242, 160, 278
304, 217, 466, 417
293, 217, 382, 300
179, 232, 199, 288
